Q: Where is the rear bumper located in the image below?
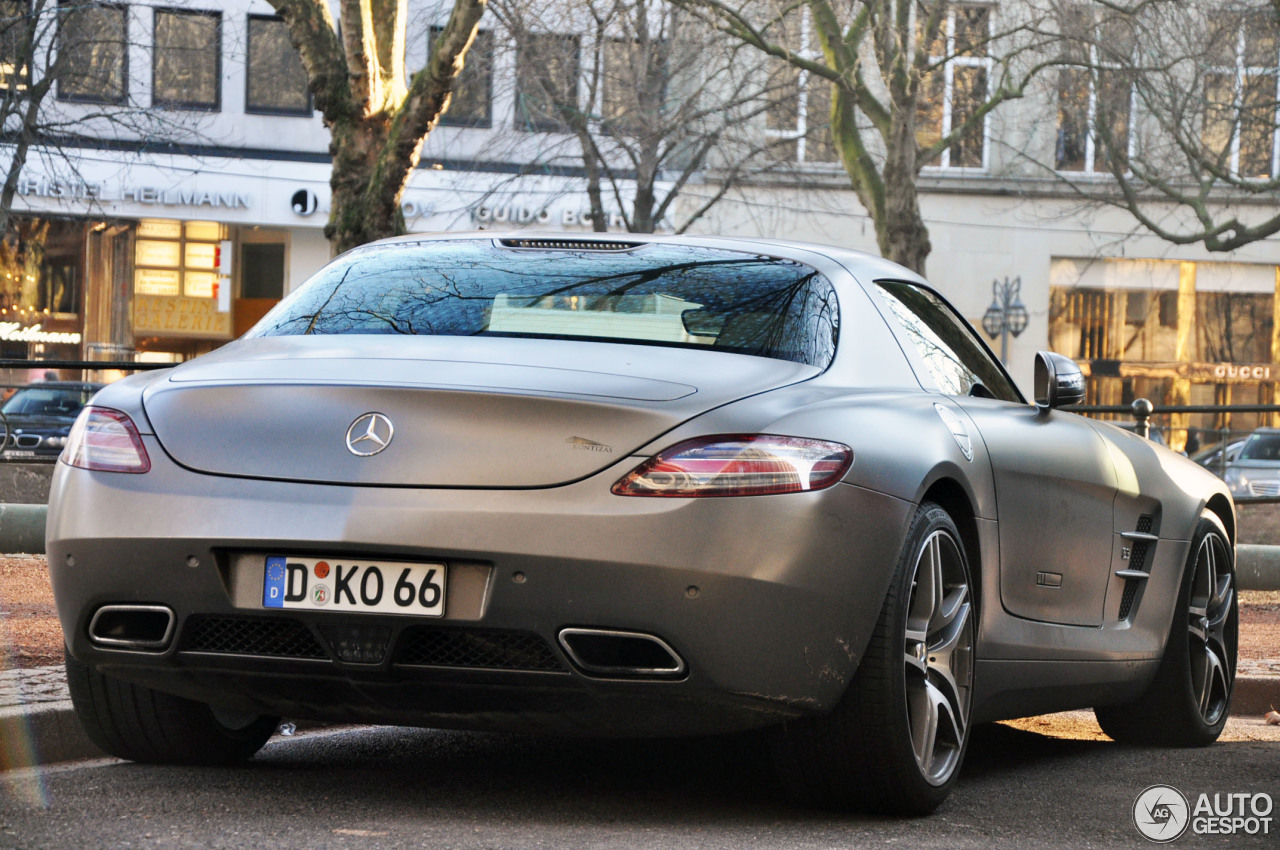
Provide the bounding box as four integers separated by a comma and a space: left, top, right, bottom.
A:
47, 443, 912, 736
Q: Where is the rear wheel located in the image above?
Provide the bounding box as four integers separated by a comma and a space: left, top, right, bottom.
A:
1095, 511, 1237, 746
771, 502, 975, 815
65, 649, 279, 765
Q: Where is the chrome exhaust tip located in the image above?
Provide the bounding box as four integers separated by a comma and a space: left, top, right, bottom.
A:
88, 605, 176, 651
557, 628, 686, 678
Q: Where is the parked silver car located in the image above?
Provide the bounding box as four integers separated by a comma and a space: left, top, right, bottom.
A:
49, 234, 1236, 815
1222, 428, 1280, 499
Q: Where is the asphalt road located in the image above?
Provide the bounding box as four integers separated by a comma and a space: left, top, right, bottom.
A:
0, 721, 1276, 849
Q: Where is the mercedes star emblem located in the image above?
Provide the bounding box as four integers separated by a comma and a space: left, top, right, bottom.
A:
345, 412, 394, 457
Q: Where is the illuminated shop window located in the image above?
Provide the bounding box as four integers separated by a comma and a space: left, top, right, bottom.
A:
134, 219, 224, 298
0, 217, 83, 319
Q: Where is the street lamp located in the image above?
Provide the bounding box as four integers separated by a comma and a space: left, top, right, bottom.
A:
981, 276, 1029, 364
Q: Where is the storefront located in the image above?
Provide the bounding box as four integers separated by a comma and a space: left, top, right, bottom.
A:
7, 156, 650, 371
1048, 257, 1280, 448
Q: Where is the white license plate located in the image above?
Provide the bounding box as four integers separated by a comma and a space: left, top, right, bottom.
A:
262, 556, 445, 616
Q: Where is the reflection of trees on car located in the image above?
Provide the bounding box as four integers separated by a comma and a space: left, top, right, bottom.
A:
249, 242, 839, 367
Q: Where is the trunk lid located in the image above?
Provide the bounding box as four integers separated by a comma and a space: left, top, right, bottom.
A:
142, 336, 819, 487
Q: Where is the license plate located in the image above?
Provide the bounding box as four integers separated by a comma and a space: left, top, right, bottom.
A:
262, 556, 445, 616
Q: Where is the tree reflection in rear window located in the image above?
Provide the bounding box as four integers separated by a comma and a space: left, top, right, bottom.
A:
245, 241, 839, 368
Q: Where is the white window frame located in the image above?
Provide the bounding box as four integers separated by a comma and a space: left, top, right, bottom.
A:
1055, 14, 1137, 176
920, 4, 993, 173
763, 10, 830, 165
1205, 15, 1280, 179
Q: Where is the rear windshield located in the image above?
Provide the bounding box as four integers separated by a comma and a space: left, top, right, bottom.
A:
245, 241, 839, 368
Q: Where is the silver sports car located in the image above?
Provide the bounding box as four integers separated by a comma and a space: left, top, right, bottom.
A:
48, 234, 1236, 815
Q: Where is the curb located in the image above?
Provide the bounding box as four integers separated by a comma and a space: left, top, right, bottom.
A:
2, 678, 1276, 771
0, 701, 104, 768
1233, 675, 1279, 716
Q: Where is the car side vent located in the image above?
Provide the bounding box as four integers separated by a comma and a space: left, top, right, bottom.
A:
498, 238, 642, 252
1118, 514, 1155, 620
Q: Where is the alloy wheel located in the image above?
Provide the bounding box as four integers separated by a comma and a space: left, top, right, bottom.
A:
1187, 531, 1235, 726
903, 529, 974, 786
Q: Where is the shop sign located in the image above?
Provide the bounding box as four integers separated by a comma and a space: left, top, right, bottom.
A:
1082, 360, 1277, 383
471, 204, 631, 229
134, 295, 232, 339
0, 322, 82, 345
17, 177, 250, 210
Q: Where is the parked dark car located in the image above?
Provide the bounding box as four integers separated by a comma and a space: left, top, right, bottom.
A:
1, 382, 104, 459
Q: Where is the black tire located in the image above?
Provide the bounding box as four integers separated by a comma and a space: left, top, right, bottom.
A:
770, 502, 976, 815
65, 649, 279, 765
1095, 510, 1237, 746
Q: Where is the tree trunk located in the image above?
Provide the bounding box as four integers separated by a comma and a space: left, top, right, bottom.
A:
327, 115, 395, 255
878, 112, 931, 276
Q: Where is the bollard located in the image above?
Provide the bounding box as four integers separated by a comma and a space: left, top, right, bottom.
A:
0, 503, 47, 554
1131, 397, 1154, 440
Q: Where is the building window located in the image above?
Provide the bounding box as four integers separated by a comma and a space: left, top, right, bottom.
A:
1203, 11, 1279, 179
56, 1, 127, 104
764, 10, 836, 164
601, 37, 666, 138
152, 8, 220, 110
429, 26, 492, 127
1055, 6, 1135, 173
916, 4, 991, 169
0, 0, 30, 89
515, 32, 578, 133
247, 15, 310, 115
240, 243, 285, 299
134, 219, 224, 299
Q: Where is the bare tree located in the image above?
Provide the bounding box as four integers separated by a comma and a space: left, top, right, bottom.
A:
480, 0, 784, 234
671, 0, 1060, 274
267, 0, 487, 254
1043, 0, 1280, 252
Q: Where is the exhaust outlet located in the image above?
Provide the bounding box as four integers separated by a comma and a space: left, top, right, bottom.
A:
88, 605, 175, 651
557, 628, 686, 678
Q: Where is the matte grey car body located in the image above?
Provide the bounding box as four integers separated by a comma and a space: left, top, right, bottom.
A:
48, 234, 1236, 815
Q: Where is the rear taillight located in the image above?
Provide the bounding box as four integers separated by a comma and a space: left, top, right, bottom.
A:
63, 406, 151, 474
612, 434, 852, 497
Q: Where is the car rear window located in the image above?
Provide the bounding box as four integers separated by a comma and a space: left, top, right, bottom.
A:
245, 241, 839, 368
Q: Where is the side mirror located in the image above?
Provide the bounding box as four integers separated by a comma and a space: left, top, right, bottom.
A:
1034, 351, 1086, 412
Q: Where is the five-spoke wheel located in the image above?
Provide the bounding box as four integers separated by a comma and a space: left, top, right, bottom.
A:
1186, 526, 1235, 728
1096, 510, 1237, 746
904, 528, 974, 786
770, 502, 975, 815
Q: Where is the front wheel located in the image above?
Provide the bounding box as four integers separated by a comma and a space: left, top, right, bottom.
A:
1095, 511, 1237, 746
66, 649, 279, 765
771, 502, 976, 815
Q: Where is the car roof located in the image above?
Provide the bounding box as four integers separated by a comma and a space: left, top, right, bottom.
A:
357, 231, 928, 289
